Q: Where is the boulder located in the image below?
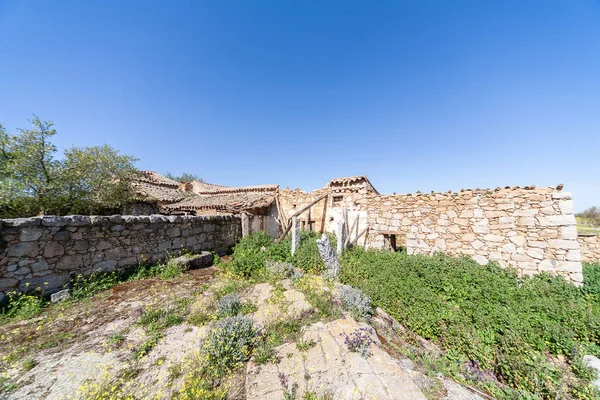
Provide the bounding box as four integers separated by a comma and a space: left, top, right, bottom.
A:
51, 289, 71, 303
583, 355, 600, 391
171, 252, 214, 269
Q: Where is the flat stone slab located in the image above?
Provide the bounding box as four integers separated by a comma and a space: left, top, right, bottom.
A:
171, 252, 213, 269
246, 318, 426, 399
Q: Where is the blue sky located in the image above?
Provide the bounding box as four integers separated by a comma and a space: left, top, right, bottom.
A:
0, 1, 598, 210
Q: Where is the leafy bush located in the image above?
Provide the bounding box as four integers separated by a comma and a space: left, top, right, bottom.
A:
340, 248, 600, 398
583, 262, 600, 302
215, 294, 242, 317
577, 207, 600, 227
266, 261, 295, 279
71, 270, 120, 300
339, 285, 373, 321
0, 290, 45, 321
203, 315, 257, 378
293, 232, 336, 274
227, 232, 291, 277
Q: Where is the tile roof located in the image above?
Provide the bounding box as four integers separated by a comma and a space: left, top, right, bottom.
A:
137, 171, 180, 187
131, 181, 187, 203
189, 180, 279, 194
162, 191, 276, 213
329, 175, 379, 194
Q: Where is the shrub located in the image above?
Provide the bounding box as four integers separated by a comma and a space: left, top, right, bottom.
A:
341, 327, 375, 358
266, 261, 295, 279
1, 290, 45, 321
227, 232, 291, 277
340, 247, 600, 398
339, 285, 373, 321
203, 316, 257, 377
215, 294, 242, 317
293, 231, 336, 274
583, 262, 600, 302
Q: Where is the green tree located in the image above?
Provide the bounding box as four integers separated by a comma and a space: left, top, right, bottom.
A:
0, 117, 139, 217
164, 172, 203, 183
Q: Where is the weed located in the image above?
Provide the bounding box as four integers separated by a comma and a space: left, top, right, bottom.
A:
70, 270, 120, 300
21, 358, 38, 371
0, 374, 17, 393
341, 327, 375, 358
106, 333, 126, 347
133, 332, 161, 360
279, 372, 298, 400
202, 315, 257, 378
240, 301, 258, 315
1, 289, 46, 321
187, 311, 212, 326
37, 332, 73, 350
296, 338, 316, 352
339, 285, 373, 321
215, 293, 242, 317
253, 341, 278, 365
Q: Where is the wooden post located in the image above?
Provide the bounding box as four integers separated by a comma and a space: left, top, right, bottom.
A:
345, 215, 359, 248
349, 225, 369, 247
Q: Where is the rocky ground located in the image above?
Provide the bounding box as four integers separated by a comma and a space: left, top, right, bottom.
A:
0, 265, 487, 400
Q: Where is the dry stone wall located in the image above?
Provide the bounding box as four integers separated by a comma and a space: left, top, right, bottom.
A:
578, 235, 600, 263
0, 215, 241, 301
365, 189, 582, 283
280, 185, 582, 284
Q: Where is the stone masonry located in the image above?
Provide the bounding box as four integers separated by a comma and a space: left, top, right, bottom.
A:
280, 180, 583, 284
578, 235, 600, 264
0, 215, 241, 301
366, 189, 582, 283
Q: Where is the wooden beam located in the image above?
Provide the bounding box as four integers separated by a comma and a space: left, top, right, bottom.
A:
345, 215, 359, 247
349, 225, 369, 247
319, 192, 329, 233
277, 193, 328, 241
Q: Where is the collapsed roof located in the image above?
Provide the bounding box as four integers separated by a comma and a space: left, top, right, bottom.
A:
131, 172, 279, 214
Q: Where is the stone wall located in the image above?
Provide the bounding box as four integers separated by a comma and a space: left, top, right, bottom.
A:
0, 215, 241, 301
578, 235, 600, 263
279, 186, 582, 284
365, 189, 581, 283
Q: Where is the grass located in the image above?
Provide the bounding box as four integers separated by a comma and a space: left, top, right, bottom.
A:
132, 297, 193, 359
340, 248, 600, 399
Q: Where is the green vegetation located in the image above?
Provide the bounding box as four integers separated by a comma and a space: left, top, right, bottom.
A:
577, 206, 600, 235
226, 231, 335, 277
164, 172, 203, 183
134, 298, 192, 359
0, 117, 138, 218
582, 262, 600, 302
0, 290, 46, 321
340, 248, 600, 399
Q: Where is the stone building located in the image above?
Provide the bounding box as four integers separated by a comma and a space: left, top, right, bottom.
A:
279, 176, 587, 284
131, 172, 280, 238
129, 171, 595, 283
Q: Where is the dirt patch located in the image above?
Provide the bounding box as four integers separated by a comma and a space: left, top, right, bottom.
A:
0, 267, 218, 399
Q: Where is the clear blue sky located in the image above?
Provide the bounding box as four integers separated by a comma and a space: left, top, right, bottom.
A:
1, 1, 598, 210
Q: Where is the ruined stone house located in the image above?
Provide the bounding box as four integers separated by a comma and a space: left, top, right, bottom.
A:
131, 171, 599, 284
130, 171, 280, 237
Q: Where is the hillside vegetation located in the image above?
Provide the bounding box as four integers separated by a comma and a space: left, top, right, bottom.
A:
228, 232, 600, 399
577, 206, 600, 235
